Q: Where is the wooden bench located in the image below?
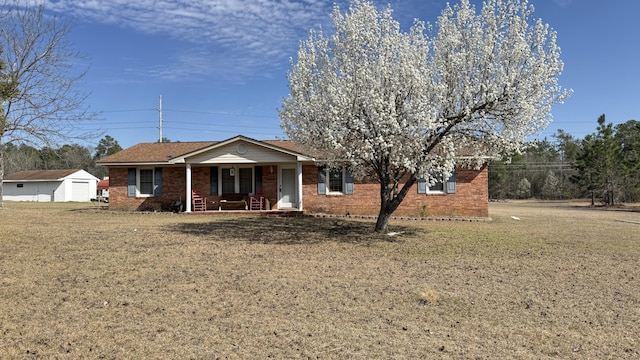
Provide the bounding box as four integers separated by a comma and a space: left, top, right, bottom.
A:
218, 193, 248, 210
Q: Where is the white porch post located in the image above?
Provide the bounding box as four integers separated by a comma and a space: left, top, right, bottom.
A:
297, 162, 303, 211
185, 163, 192, 212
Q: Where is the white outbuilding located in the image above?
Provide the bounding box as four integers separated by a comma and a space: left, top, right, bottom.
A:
2, 169, 99, 202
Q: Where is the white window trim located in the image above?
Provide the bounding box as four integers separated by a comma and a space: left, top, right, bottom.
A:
325, 167, 346, 195
418, 170, 456, 195
427, 174, 446, 194
137, 168, 156, 197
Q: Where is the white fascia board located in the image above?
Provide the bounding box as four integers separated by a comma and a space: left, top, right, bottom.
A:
296, 155, 315, 162
456, 155, 498, 161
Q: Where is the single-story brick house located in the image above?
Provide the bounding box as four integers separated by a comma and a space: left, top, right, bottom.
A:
96, 135, 489, 218
2, 169, 99, 202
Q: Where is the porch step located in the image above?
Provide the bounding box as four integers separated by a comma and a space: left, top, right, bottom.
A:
186, 210, 304, 217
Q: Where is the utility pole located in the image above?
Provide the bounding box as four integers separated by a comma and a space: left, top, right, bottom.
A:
158, 95, 163, 143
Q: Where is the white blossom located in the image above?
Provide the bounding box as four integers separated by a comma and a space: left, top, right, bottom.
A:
279, 0, 570, 231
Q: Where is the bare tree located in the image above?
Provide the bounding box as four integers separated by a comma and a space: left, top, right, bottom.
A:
0, 1, 96, 208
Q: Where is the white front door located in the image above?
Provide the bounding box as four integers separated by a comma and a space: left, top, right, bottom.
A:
279, 167, 297, 209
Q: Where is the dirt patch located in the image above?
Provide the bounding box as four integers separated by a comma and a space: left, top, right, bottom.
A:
0, 201, 638, 358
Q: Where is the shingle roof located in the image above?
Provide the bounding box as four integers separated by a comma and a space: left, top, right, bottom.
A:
262, 140, 306, 154
96, 138, 313, 164
4, 169, 81, 181
96, 141, 216, 163
96, 137, 490, 166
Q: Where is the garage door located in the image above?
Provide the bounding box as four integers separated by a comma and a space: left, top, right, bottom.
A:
71, 181, 90, 202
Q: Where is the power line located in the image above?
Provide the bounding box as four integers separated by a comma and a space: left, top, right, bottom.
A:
102, 109, 156, 113
163, 108, 278, 119
100, 107, 279, 119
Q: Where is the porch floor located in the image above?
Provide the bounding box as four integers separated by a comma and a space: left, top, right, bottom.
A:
186, 209, 303, 217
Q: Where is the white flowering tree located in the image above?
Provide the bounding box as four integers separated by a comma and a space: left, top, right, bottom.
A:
280, 0, 570, 232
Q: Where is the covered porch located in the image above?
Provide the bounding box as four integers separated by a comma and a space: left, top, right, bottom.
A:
166, 136, 312, 213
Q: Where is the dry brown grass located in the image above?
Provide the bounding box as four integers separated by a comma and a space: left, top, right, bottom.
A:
0, 200, 638, 359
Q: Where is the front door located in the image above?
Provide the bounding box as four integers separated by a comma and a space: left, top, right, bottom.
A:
279, 167, 297, 209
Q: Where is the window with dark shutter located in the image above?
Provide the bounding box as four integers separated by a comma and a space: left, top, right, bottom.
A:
417, 178, 427, 194
344, 168, 354, 194
139, 169, 153, 195
210, 167, 219, 195
127, 168, 136, 197
446, 170, 456, 194
317, 166, 326, 195
254, 166, 263, 195
153, 168, 162, 196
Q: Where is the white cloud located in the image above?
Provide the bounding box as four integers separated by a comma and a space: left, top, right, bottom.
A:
43, 0, 342, 80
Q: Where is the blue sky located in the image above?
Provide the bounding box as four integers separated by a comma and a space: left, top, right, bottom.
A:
37, 0, 640, 149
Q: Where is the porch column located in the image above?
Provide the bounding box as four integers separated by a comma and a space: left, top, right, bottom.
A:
185, 163, 192, 212
297, 162, 303, 211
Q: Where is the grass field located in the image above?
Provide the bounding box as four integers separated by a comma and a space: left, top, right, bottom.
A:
1, 200, 638, 359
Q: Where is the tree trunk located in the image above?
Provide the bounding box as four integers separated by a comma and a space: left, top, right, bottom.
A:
375, 207, 393, 233
374, 174, 417, 232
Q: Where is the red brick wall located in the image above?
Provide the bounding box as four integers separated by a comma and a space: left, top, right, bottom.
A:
108, 164, 488, 217
108, 166, 280, 211
108, 167, 189, 211
302, 164, 489, 218
262, 166, 278, 210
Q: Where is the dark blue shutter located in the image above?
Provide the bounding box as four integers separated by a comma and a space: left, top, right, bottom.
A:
127, 168, 136, 197
417, 178, 427, 194
344, 167, 354, 194
210, 166, 219, 195
153, 167, 162, 196
446, 170, 456, 194
254, 166, 263, 195
317, 166, 326, 195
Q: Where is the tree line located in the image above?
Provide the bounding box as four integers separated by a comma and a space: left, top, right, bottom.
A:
3, 135, 122, 180
489, 115, 640, 205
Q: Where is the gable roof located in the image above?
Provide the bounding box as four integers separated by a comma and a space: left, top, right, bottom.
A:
167, 135, 313, 164
95, 135, 493, 167
262, 140, 306, 154
96, 141, 216, 165
96, 136, 314, 166
4, 169, 90, 181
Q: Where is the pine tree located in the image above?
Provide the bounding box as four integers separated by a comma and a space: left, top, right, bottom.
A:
573, 115, 625, 205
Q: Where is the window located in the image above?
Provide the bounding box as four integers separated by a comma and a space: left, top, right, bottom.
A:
239, 168, 253, 194
317, 166, 354, 195
217, 166, 256, 194
139, 169, 154, 195
128, 168, 162, 197
429, 176, 445, 193
329, 168, 343, 193
222, 168, 234, 194
418, 170, 456, 194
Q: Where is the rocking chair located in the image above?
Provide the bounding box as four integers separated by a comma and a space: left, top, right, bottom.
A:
192, 190, 207, 211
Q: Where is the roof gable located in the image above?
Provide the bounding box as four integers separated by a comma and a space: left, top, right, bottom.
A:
169, 135, 313, 163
